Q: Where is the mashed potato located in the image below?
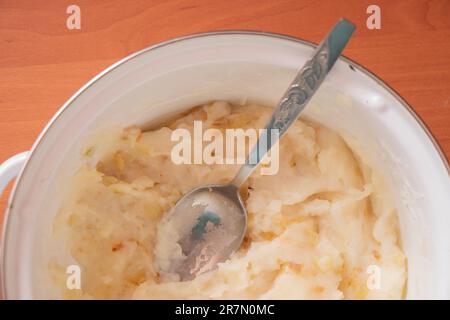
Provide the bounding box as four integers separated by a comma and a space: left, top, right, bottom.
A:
54, 101, 406, 299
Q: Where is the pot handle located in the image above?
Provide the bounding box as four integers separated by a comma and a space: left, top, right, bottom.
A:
0, 152, 29, 196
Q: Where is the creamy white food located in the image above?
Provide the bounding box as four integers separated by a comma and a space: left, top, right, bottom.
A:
53, 101, 406, 299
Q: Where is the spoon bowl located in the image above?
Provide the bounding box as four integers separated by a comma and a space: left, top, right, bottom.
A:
156, 184, 246, 281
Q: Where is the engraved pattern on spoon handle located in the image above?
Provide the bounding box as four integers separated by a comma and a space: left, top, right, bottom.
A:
231, 19, 355, 187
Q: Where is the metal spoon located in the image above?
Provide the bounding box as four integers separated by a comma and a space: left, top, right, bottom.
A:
157, 19, 355, 281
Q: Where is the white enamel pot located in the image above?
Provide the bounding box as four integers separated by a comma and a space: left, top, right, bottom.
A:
0, 31, 449, 299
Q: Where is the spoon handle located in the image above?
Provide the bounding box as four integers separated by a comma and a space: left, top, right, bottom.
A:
231, 18, 355, 188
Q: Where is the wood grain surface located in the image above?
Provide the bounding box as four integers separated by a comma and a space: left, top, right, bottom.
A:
1, 0, 449, 226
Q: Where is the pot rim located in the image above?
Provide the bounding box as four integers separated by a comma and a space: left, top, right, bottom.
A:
1, 30, 449, 299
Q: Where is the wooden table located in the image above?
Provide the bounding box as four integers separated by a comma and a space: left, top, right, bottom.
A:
1, 0, 449, 224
